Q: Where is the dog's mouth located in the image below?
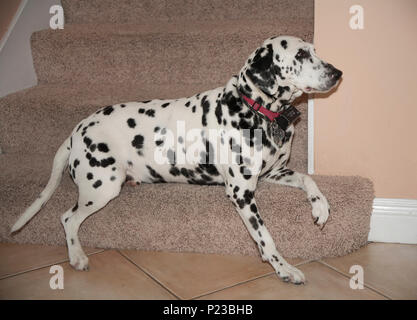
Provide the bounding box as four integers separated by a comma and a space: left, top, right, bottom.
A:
303, 86, 319, 93
303, 83, 336, 93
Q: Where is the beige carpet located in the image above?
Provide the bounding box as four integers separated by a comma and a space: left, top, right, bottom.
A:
0, 0, 374, 259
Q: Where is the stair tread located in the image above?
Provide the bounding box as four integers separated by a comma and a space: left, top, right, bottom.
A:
0, 82, 220, 105
1, 150, 372, 259
34, 19, 313, 38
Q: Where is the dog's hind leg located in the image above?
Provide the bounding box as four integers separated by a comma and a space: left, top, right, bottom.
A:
262, 167, 330, 228
61, 173, 123, 270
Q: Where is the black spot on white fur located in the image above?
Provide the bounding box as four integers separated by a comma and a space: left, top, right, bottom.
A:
127, 118, 136, 128
93, 180, 102, 188
97, 143, 109, 153
103, 106, 114, 115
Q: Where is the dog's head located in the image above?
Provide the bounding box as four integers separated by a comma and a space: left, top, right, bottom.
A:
240, 36, 342, 98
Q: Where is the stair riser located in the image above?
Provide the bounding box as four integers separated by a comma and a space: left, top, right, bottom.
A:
32, 28, 312, 85
61, 0, 313, 24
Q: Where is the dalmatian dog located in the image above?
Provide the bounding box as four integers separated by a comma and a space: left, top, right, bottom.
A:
11, 36, 342, 284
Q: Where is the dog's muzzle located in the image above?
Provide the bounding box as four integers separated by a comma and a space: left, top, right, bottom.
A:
323, 64, 343, 90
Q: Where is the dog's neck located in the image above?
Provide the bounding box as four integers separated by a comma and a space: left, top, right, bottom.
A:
235, 73, 303, 114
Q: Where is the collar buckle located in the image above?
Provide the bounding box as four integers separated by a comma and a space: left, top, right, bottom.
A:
274, 105, 301, 130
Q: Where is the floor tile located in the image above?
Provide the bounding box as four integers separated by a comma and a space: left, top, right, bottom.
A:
0, 242, 102, 279
120, 249, 303, 300
197, 261, 386, 300
322, 243, 417, 300
0, 250, 176, 299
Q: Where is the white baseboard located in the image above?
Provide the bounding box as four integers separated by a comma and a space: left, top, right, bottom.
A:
368, 198, 417, 244
307, 96, 314, 174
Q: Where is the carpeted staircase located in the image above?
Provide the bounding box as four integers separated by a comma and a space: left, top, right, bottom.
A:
0, 0, 374, 259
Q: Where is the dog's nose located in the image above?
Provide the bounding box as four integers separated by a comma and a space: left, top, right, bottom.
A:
326, 64, 342, 81
330, 68, 343, 81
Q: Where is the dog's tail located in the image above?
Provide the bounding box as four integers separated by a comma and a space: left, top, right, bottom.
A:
11, 136, 71, 233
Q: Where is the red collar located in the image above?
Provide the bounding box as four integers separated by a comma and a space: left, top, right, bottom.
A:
240, 94, 280, 121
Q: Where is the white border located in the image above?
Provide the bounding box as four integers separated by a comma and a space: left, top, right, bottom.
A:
0, 0, 28, 53
368, 198, 417, 244
307, 96, 314, 174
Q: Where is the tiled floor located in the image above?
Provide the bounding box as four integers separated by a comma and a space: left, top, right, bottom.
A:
0, 242, 416, 300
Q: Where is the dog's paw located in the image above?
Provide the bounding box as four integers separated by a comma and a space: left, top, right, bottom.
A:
310, 194, 329, 228
276, 263, 305, 285
70, 253, 89, 271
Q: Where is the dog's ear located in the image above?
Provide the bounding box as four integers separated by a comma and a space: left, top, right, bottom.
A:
245, 44, 280, 96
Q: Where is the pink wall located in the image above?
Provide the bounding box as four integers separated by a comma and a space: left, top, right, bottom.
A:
314, 0, 417, 199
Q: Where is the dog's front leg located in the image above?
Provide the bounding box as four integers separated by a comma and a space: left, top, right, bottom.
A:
225, 170, 305, 284
262, 167, 330, 227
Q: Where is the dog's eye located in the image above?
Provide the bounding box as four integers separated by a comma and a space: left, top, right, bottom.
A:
295, 49, 311, 61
